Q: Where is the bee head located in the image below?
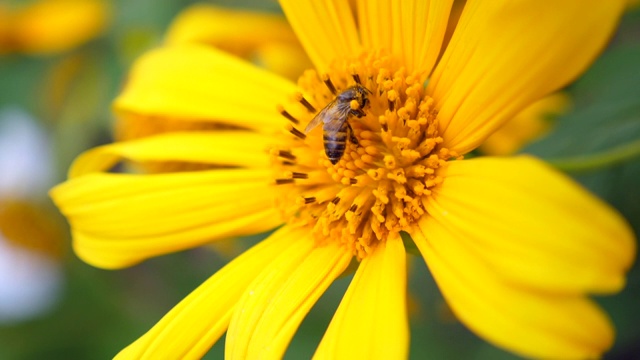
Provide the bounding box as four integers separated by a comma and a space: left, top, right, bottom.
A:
351, 84, 371, 111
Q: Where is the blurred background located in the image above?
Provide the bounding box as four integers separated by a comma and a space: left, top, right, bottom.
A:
0, 0, 638, 359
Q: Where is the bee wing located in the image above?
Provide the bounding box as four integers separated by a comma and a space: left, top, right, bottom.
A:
321, 101, 353, 132
304, 109, 325, 133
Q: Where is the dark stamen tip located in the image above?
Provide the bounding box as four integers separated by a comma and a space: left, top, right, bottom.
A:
323, 76, 337, 95
289, 127, 307, 140
275, 179, 295, 185
299, 96, 317, 113
278, 150, 296, 160
279, 108, 299, 124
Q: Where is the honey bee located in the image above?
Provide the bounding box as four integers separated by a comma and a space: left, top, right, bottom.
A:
304, 84, 371, 164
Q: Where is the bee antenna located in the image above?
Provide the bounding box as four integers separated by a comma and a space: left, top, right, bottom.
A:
352, 73, 362, 85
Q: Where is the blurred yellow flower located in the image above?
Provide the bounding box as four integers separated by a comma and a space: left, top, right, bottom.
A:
0, 0, 110, 55
51, 1, 636, 359
165, 3, 311, 80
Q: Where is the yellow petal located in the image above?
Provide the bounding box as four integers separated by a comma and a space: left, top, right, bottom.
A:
479, 92, 570, 155
357, 0, 453, 76
67, 131, 274, 178
13, 0, 110, 54
165, 4, 298, 56
226, 233, 352, 359
115, 226, 296, 360
428, 0, 626, 154
412, 223, 617, 359
314, 236, 408, 360
279, 0, 361, 73
50, 169, 281, 269
164, 4, 311, 81
426, 156, 635, 294
114, 45, 298, 134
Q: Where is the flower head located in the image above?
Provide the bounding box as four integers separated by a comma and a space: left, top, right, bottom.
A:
51, 1, 636, 359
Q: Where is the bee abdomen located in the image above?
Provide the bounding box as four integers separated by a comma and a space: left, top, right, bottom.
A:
323, 131, 347, 164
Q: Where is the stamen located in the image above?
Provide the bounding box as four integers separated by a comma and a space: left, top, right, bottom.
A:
331, 197, 341, 205
288, 126, 307, 139
296, 93, 317, 113
275, 179, 294, 185
277, 150, 296, 160
291, 172, 308, 179
352, 73, 362, 85
303, 196, 316, 204
322, 74, 337, 95
277, 105, 300, 124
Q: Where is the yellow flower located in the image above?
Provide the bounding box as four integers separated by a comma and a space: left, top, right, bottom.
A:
0, 0, 110, 55
164, 4, 311, 81
51, 1, 636, 359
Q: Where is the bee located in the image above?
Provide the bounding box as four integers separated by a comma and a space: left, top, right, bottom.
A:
304, 84, 371, 165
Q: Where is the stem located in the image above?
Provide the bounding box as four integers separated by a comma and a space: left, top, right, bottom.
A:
546, 138, 640, 173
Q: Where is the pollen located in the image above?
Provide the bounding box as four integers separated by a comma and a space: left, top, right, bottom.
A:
272, 51, 461, 259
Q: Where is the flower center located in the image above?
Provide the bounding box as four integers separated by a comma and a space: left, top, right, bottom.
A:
271, 51, 460, 258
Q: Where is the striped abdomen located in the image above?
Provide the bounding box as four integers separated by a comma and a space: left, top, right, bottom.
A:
323, 121, 349, 165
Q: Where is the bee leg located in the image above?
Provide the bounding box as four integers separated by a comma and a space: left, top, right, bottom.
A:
351, 108, 366, 118
347, 122, 359, 146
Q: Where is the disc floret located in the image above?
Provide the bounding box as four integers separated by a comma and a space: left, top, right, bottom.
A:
272, 51, 461, 258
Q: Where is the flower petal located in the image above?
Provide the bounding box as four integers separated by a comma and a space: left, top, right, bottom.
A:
163, 5, 312, 81
411, 225, 616, 359
279, 0, 361, 72
226, 232, 352, 359
114, 45, 298, 134
67, 131, 273, 177
314, 236, 408, 360
426, 156, 635, 294
428, 0, 626, 154
357, 0, 453, 76
479, 92, 570, 155
165, 4, 298, 53
50, 169, 281, 269
115, 226, 296, 360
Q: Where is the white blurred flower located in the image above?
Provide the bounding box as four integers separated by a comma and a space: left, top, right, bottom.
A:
0, 233, 62, 323
0, 106, 62, 323
0, 107, 54, 198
